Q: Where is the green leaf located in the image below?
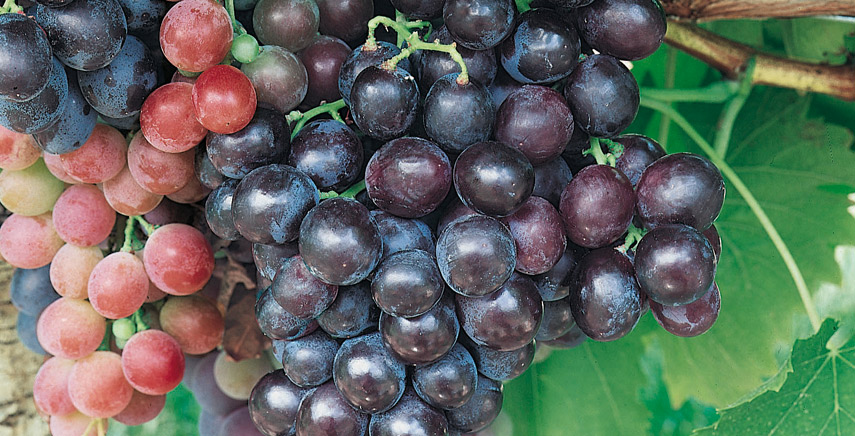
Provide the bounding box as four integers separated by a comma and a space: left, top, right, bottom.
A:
695, 319, 855, 435
781, 17, 855, 65
107, 383, 200, 435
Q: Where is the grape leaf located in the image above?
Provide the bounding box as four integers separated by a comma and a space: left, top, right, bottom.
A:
222, 285, 270, 362
695, 319, 853, 435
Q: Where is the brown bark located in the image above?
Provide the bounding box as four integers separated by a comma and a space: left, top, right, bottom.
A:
0, 262, 49, 436
665, 19, 855, 100
661, 0, 855, 20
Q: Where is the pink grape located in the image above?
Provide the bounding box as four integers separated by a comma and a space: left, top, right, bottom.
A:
127, 133, 195, 195
140, 82, 208, 153
42, 153, 81, 184
166, 174, 211, 204
0, 125, 40, 170
50, 244, 104, 299
159, 295, 224, 355
103, 165, 164, 216
33, 357, 76, 416
52, 184, 117, 247
60, 124, 127, 183
113, 390, 166, 426
37, 298, 106, 359
192, 65, 257, 134
68, 351, 134, 418
159, 0, 233, 72
0, 212, 64, 269
122, 330, 185, 395
143, 223, 215, 295
88, 252, 149, 319
50, 411, 108, 436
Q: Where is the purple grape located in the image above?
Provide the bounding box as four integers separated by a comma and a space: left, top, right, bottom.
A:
372, 249, 444, 318
317, 281, 380, 339
540, 324, 587, 349
297, 35, 352, 107
280, 329, 340, 387
436, 197, 479, 236
188, 353, 246, 416
634, 224, 717, 306
252, 242, 299, 280
533, 158, 573, 207
418, 25, 498, 89
494, 85, 575, 165
10, 264, 59, 317
650, 283, 721, 337
295, 381, 369, 436
487, 66, 525, 109
253, 0, 319, 52
412, 343, 478, 410
195, 146, 227, 190
289, 119, 363, 192
379, 295, 459, 365
576, 0, 666, 60
499, 9, 581, 84
333, 332, 407, 414
570, 248, 643, 341
559, 164, 635, 248
350, 66, 419, 141
563, 54, 639, 138
17, 312, 46, 355
33, 0, 127, 71
462, 335, 536, 381
443, 0, 516, 50
242, 46, 308, 114
499, 196, 567, 275
255, 287, 317, 341
533, 246, 580, 301
454, 140, 535, 217
315, 0, 373, 45
436, 215, 516, 297
455, 273, 543, 351
0, 13, 52, 102
614, 133, 666, 186
370, 210, 436, 258
206, 107, 291, 180
423, 73, 495, 153
369, 387, 450, 435
249, 370, 311, 436
205, 179, 241, 241
271, 255, 338, 319
703, 224, 722, 261
535, 297, 576, 341
390, 0, 444, 19
338, 42, 412, 107
445, 375, 503, 433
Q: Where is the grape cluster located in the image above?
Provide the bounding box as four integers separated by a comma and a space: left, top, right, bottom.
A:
0, 0, 727, 434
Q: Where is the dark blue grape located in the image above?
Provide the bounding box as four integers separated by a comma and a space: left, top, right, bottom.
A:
418, 25, 497, 89
445, 375, 503, 433
77, 35, 158, 118
350, 66, 419, 141
255, 287, 317, 340
576, 0, 666, 60
391, 0, 443, 19
536, 297, 576, 341
252, 242, 299, 280
317, 281, 380, 339
17, 312, 46, 355
370, 210, 435, 259
453, 140, 535, 217
533, 157, 573, 207
207, 107, 291, 180
232, 164, 319, 244
289, 120, 363, 192
117, 0, 167, 34
500, 9, 581, 84
10, 264, 60, 317
338, 41, 411, 106
280, 329, 340, 388
541, 323, 587, 349
412, 343, 477, 410
563, 54, 639, 138
423, 73, 494, 153
295, 381, 369, 436
0, 57, 68, 134
461, 334, 535, 381
559, 164, 635, 248
0, 13, 52, 102
205, 179, 241, 241
379, 295, 459, 365
195, 145, 227, 190
650, 282, 720, 337
32, 68, 97, 155
369, 387, 449, 436
703, 224, 722, 261
443, 0, 515, 50
494, 85, 575, 165
614, 133, 666, 186
436, 214, 516, 297
533, 247, 580, 301
97, 112, 140, 131
249, 370, 311, 436
297, 35, 352, 108
315, 0, 373, 45
299, 197, 383, 286
271, 255, 338, 319
488, 66, 525, 109
333, 332, 406, 414
372, 249, 443, 318
34, 0, 127, 71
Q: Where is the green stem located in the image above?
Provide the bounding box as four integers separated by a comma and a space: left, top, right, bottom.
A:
135, 216, 156, 236
224, 0, 245, 35
713, 60, 755, 158
120, 217, 138, 252
132, 309, 150, 332
384, 34, 469, 83
97, 321, 113, 351
658, 46, 677, 150
640, 81, 739, 103
619, 224, 648, 253
365, 16, 411, 49
639, 96, 821, 332
286, 99, 347, 139
319, 180, 366, 200
395, 11, 407, 47
0, 0, 22, 14
599, 137, 624, 159
515, 0, 532, 13
583, 137, 615, 167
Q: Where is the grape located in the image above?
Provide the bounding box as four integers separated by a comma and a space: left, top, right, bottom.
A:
143, 223, 215, 296
219, 403, 267, 436
372, 249, 444, 318
192, 65, 258, 134
412, 343, 477, 409
160, 295, 225, 355
436, 214, 516, 297
0, 212, 65, 269
187, 353, 245, 415
77, 35, 158, 119
541, 324, 588, 349
0, 158, 65, 216
207, 106, 290, 180
50, 411, 109, 436
249, 370, 311, 436
117, 0, 167, 34
562, 125, 595, 174
370, 210, 435, 258
255, 287, 317, 340
634, 224, 717, 306
317, 281, 380, 339
534, 248, 580, 303
34, 0, 127, 71
495, 85, 575, 165
445, 375, 503, 433
241, 46, 308, 114
0, 57, 69, 134
536, 297, 576, 341
559, 164, 635, 248
33, 68, 98, 156
60, 123, 127, 183
159, 0, 232, 72
297, 36, 352, 107
635, 152, 726, 231
198, 411, 228, 436
206, 179, 241, 240
34, 357, 76, 416
289, 119, 362, 192
315, 0, 373, 44
500, 9, 581, 84
52, 184, 116, 247
88, 252, 149, 319
140, 82, 208, 153
488, 67, 525, 109
456, 273, 543, 351
436, 197, 479, 236
418, 25, 498, 89
295, 381, 369, 436
464, 335, 536, 382
380, 294, 459, 365
500, 196, 567, 275
143, 198, 194, 226
103, 164, 164, 216
333, 332, 406, 414
533, 158, 573, 208
338, 41, 412, 107
281, 329, 340, 387
563, 54, 639, 137
10, 264, 59, 316
369, 387, 449, 435
391, 0, 443, 19
113, 390, 166, 426
42, 152, 80, 184
254, 0, 320, 52
214, 351, 272, 400
576, 0, 666, 60
122, 330, 185, 395
423, 73, 495, 153
272, 255, 339, 319
17, 312, 47, 354
350, 66, 419, 141
454, 140, 535, 217
196, 146, 227, 190
704, 224, 722, 260
253, 242, 299, 280
299, 197, 383, 286
68, 351, 134, 417
0, 13, 52, 101
651, 282, 720, 338
0, 125, 40, 170
443, 0, 516, 50
167, 175, 212, 204
365, 136, 451, 218
233, 164, 319, 244
570, 248, 643, 341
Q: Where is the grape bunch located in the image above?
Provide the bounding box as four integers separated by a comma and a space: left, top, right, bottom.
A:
0, 0, 728, 433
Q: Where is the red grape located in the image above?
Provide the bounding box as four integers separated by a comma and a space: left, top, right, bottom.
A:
159, 0, 233, 72
37, 298, 106, 359
68, 351, 134, 417
166, 173, 211, 204
0, 212, 64, 269
140, 82, 208, 153
192, 65, 257, 134
159, 295, 225, 355
113, 390, 166, 426
52, 184, 117, 247
33, 357, 76, 416
0, 124, 40, 170
103, 165, 165, 216
50, 411, 107, 436
88, 252, 149, 319
143, 224, 215, 295
127, 133, 195, 195
60, 123, 127, 183
42, 152, 81, 184
50, 244, 104, 299
122, 330, 185, 395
